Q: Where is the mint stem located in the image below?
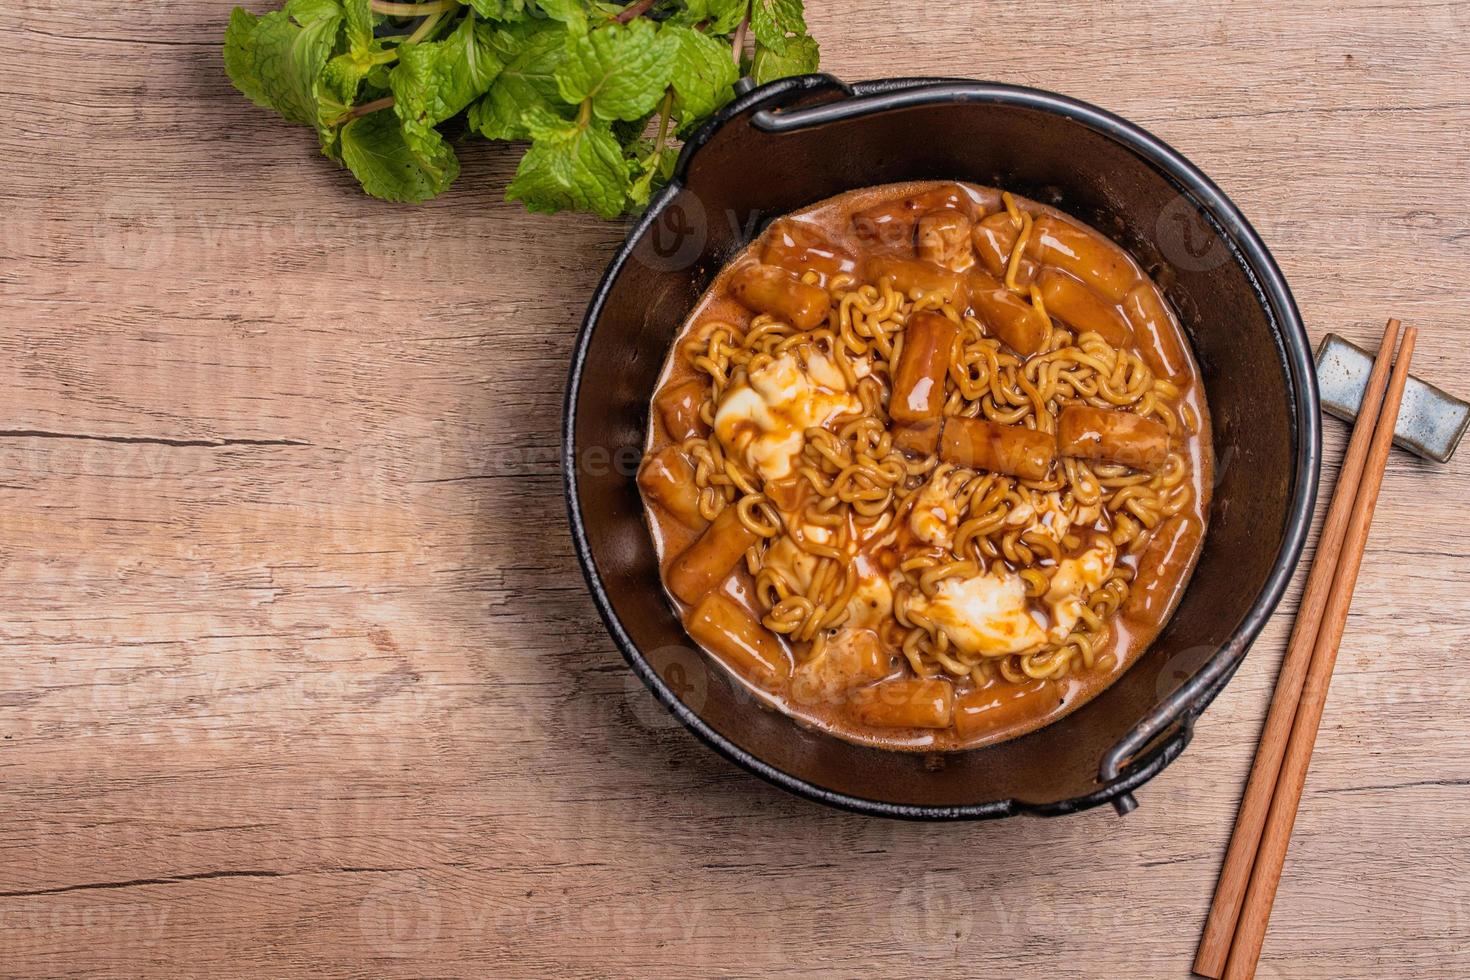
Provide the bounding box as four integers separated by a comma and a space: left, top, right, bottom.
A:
649, 87, 674, 159
731, 15, 749, 65
370, 0, 457, 14
405, 8, 445, 43
614, 0, 657, 23
338, 96, 396, 124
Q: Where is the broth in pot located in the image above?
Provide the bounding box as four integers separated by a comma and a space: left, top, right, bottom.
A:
638, 181, 1212, 751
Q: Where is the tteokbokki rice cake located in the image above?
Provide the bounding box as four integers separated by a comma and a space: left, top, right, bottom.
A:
638, 181, 1212, 750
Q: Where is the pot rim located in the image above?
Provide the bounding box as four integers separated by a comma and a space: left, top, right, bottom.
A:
563, 75, 1321, 820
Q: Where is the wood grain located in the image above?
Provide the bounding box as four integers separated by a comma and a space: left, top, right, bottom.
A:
1222, 327, 1420, 978
2, 1, 1468, 977
1194, 320, 1400, 978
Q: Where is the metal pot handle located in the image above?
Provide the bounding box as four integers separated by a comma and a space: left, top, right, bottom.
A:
1100, 643, 1250, 814
749, 79, 1004, 133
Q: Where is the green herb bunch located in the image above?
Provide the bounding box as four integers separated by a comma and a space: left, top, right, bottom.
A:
223, 0, 818, 214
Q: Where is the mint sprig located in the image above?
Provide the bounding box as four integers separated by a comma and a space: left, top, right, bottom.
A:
223, 0, 820, 215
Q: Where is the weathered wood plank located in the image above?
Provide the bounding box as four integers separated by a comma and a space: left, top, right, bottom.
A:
1, 0, 1466, 976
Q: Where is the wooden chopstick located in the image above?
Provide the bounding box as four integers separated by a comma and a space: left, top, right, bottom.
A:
1219, 325, 1417, 978
1192, 318, 1402, 977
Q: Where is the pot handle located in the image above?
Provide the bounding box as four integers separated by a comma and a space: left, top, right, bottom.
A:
1100, 642, 1250, 814
749, 78, 992, 134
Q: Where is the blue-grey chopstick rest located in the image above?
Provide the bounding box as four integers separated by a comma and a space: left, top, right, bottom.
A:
1315, 333, 1469, 463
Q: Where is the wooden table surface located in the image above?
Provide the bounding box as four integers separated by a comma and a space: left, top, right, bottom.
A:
4, 0, 1468, 976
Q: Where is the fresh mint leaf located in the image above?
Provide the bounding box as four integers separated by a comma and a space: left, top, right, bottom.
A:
554, 19, 677, 122
673, 0, 748, 34
320, 0, 391, 155
322, 49, 378, 120
751, 33, 818, 84
286, 0, 342, 18
468, 19, 572, 140
664, 24, 737, 129
506, 117, 631, 218
709, 0, 749, 33
224, 0, 820, 216
340, 110, 459, 203
320, 0, 391, 123
391, 14, 504, 182
223, 0, 341, 125
224, 9, 272, 110
466, 0, 528, 20
224, 0, 343, 126
629, 145, 666, 208
392, 15, 505, 133
365, 64, 392, 90
629, 169, 656, 208
629, 113, 682, 207
749, 0, 807, 54
533, 0, 589, 33
315, 73, 354, 158
342, 0, 375, 52
400, 123, 461, 190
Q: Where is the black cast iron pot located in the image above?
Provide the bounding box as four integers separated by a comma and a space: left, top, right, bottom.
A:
563, 76, 1321, 819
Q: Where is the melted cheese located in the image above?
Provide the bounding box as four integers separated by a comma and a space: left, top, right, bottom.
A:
1005, 490, 1099, 544
909, 535, 1117, 656
762, 534, 820, 593
714, 349, 861, 482
844, 553, 894, 628
1043, 536, 1116, 641
908, 465, 966, 548
911, 570, 1048, 656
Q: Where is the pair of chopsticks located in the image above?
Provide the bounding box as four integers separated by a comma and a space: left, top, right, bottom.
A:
1193, 318, 1417, 979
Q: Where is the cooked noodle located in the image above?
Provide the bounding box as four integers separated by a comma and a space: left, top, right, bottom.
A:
677, 268, 1192, 684
639, 180, 1213, 749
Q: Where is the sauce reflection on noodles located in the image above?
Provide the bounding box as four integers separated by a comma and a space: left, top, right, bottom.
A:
638, 181, 1213, 751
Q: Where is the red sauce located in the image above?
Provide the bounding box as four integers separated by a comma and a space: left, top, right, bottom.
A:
640, 181, 1213, 751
